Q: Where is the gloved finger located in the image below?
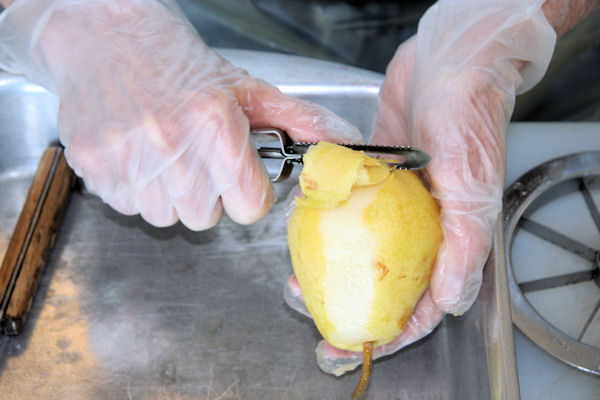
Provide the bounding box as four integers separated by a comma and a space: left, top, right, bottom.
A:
419, 172, 500, 316
235, 78, 363, 143
315, 290, 444, 376
283, 185, 302, 227
171, 176, 224, 231
64, 124, 139, 216
136, 177, 178, 227
218, 132, 275, 225
163, 128, 224, 231
413, 72, 506, 314
161, 91, 274, 228
212, 94, 276, 225
429, 204, 497, 314
160, 129, 224, 231
283, 275, 311, 318
370, 37, 416, 148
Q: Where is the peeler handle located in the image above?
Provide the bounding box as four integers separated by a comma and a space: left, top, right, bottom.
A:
251, 128, 301, 182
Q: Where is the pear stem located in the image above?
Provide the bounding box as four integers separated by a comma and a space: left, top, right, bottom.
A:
351, 341, 374, 399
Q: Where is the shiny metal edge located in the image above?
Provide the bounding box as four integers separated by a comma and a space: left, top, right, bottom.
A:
488, 215, 521, 399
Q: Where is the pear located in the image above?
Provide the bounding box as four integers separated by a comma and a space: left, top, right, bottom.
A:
287, 142, 442, 397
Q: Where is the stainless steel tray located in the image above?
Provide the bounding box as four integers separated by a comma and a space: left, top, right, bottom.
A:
0, 50, 518, 399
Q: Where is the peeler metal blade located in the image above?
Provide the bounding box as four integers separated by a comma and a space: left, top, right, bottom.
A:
251, 128, 431, 182
290, 142, 431, 170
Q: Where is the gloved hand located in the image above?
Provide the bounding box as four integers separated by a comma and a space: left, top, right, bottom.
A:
0, 0, 361, 230
285, 0, 556, 376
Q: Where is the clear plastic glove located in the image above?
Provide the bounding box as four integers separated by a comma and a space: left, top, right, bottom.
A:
0, 0, 361, 230
284, 0, 556, 376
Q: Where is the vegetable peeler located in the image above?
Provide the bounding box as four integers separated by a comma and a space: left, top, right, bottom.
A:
251, 128, 432, 182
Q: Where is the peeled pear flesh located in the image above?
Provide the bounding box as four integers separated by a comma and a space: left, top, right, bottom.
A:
287, 142, 442, 396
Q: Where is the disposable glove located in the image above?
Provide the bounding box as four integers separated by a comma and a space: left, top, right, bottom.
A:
0, 0, 362, 230
285, 0, 556, 376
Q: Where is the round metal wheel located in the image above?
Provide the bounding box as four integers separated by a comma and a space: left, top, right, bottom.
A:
503, 151, 600, 375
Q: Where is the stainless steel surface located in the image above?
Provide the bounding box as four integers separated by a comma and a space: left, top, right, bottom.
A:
503, 151, 600, 376
252, 128, 431, 182
0, 50, 517, 399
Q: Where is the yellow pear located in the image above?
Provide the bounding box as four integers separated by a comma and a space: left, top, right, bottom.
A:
287, 142, 442, 353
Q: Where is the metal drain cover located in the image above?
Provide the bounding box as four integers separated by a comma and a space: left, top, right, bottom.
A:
503, 151, 600, 375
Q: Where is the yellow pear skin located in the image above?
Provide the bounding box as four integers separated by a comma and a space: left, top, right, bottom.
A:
287, 142, 442, 352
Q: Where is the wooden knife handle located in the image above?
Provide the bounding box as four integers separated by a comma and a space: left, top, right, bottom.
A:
0, 146, 76, 335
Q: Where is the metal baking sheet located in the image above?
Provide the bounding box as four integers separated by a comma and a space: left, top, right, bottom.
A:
0, 50, 518, 399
